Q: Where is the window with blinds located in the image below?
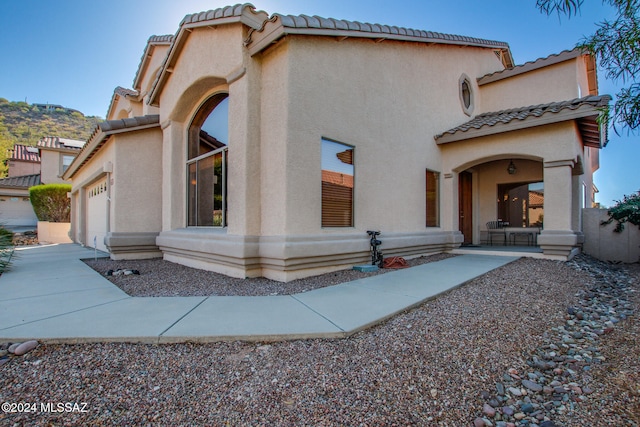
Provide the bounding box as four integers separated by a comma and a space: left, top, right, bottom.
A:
426, 169, 440, 227
321, 138, 354, 227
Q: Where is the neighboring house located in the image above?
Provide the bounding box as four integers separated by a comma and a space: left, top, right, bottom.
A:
63, 4, 609, 281
6, 144, 41, 177
36, 137, 84, 184
32, 103, 83, 115
0, 174, 41, 227
0, 137, 82, 228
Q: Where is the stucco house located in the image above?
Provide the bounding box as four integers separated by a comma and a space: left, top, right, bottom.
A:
63, 4, 609, 281
0, 137, 82, 228
5, 144, 41, 178
37, 137, 84, 184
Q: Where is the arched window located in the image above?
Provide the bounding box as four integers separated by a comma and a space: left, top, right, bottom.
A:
187, 94, 229, 227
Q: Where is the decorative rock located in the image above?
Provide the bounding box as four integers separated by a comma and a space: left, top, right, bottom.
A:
14, 340, 38, 356
521, 403, 535, 413
522, 379, 543, 393
8, 343, 21, 354
483, 403, 496, 418
472, 255, 636, 426
0, 349, 7, 357
508, 387, 522, 397
474, 417, 487, 427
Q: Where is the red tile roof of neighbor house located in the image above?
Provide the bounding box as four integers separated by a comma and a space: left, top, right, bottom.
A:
529, 190, 544, 208
37, 137, 84, 151
9, 145, 40, 162
435, 95, 611, 147
322, 170, 354, 188
0, 174, 41, 188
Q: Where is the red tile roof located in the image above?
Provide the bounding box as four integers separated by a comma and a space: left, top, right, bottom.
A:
37, 137, 84, 151
435, 95, 611, 147
8, 145, 40, 162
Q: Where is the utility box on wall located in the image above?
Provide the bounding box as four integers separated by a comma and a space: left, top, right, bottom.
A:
583, 208, 640, 263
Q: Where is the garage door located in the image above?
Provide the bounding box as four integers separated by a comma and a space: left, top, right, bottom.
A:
0, 196, 38, 227
86, 180, 108, 252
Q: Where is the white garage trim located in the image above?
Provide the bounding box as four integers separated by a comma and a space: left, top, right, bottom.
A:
86, 179, 109, 252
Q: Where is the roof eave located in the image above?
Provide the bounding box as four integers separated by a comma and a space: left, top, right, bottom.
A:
148, 5, 269, 107
247, 17, 512, 63
132, 38, 173, 91
38, 146, 80, 155
478, 49, 585, 86
435, 104, 607, 145
63, 130, 108, 180
63, 118, 160, 180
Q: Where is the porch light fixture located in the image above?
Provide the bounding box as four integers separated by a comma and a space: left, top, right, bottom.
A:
507, 160, 517, 175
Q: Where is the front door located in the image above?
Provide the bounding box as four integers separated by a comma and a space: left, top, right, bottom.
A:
458, 171, 472, 245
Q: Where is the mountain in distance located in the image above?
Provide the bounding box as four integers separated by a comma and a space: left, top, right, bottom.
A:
0, 97, 102, 176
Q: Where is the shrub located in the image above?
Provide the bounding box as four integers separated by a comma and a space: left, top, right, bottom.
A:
29, 184, 72, 222
601, 191, 640, 232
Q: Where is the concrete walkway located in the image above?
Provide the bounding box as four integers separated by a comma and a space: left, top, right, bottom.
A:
0, 244, 518, 344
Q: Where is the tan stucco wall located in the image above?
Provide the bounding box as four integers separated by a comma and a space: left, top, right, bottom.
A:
258, 39, 289, 236
479, 59, 583, 113
7, 160, 40, 177
140, 45, 169, 117
109, 96, 139, 120
278, 36, 504, 235
583, 208, 640, 263
39, 149, 73, 184
161, 26, 245, 122
111, 128, 162, 233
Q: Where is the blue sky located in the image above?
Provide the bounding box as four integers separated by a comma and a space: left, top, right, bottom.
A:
0, 0, 637, 206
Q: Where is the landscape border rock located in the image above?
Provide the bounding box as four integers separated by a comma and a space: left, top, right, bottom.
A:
472, 255, 636, 427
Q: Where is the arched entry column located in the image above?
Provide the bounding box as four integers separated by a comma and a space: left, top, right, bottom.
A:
537, 160, 580, 258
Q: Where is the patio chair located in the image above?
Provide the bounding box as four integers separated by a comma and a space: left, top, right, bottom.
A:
486, 221, 507, 246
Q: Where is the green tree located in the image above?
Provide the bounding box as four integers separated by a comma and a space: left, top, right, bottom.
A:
601, 191, 640, 231
0, 99, 101, 177
536, 0, 640, 131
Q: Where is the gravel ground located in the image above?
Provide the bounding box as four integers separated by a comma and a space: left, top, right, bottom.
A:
83, 254, 455, 296
0, 255, 637, 426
